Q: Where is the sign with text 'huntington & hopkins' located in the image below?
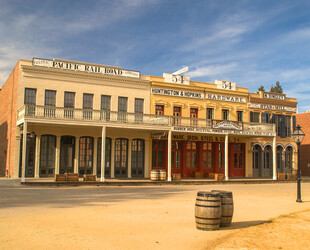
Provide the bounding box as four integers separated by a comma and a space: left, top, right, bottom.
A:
32, 58, 140, 78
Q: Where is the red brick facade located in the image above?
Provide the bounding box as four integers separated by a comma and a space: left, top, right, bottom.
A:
0, 62, 19, 177
296, 112, 310, 176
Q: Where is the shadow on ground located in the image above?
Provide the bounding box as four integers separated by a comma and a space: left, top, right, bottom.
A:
0, 185, 197, 209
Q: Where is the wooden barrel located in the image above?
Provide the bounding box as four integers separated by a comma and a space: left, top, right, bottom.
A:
159, 170, 166, 181
211, 190, 234, 227
150, 170, 159, 181
195, 191, 221, 231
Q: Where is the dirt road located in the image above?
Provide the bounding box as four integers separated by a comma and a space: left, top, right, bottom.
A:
0, 182, 309, 249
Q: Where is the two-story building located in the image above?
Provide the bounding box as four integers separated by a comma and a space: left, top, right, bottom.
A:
0, 58, 298, 181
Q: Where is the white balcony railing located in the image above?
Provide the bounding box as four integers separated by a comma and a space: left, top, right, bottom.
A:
17, 105, 276, 134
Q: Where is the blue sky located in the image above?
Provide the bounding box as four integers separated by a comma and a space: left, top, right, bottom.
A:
1, 0, 310, 112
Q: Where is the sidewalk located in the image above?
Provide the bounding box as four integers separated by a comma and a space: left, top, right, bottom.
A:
1, 176, 309, 186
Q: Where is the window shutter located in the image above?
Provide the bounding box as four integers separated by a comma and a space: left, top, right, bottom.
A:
281, 115, 286, 138
211, 109, 214, 119
250, 111, 254, 122
293, 116, 296, 132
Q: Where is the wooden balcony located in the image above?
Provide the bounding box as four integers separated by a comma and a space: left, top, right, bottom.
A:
17, 105, 276, 136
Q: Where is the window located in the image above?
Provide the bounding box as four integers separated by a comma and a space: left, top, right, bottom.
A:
285, 147, 293, 169
83, 93, 93, 119
44, 90, 56, 117
155, 105, 164, 116
101, 95, 111, 121
190, 108, 198, 126
222, 109, 229, 120
261, 112, 271, 123
285, 116, 291, 137
64, 92, 75, 118
118, 97, 128, 121
135, 98, 144, 122
250, 112, 260, 123
173, 107, 181, 125
131, 139, 145, 177
237, 111, 243, 122
24, 88, 36, 116
40, 135, 56, 177
207, 108, 214, 120
79, 137, 94, 175
206, 108, 214, 127
114, 138, 128, 177
24, 88, 36, 105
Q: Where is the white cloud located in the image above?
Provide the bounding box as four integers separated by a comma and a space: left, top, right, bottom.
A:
188, 63, 238, 78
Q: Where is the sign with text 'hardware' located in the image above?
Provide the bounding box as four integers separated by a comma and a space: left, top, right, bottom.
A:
32, 58, 140, 78
205, 93, 246, 103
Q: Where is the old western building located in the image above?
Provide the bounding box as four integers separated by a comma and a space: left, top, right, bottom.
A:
0, 58, 298, 181
296, 112, 310, 176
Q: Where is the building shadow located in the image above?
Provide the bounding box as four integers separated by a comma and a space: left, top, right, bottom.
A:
0, 122, 8, 177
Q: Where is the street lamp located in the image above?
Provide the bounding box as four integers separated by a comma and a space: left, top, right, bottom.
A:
292, 125, 305, 203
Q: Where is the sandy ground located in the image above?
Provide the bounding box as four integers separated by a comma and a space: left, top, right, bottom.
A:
0, 181, 310, 250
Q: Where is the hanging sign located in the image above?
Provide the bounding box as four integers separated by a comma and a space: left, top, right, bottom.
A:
151, 88, 204, 99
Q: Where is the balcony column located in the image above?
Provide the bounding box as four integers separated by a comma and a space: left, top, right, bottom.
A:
101, 127, 106, 182
55, 136, 61, 175
111, 138, 115, 178
34, 135, 41, 178
128, 138, 132, 178
273, 136, 277, 180
93, 137, 98, 177
225, 134, 229, 181
21, 121, 27, 182
167, 129, 172, 181
74, 137, 80, 174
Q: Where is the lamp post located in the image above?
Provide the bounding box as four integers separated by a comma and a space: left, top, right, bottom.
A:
292, 125, 305, 203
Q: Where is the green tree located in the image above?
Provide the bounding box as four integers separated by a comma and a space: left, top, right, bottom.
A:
257, 85, 265, 93
270, 81, 283, 93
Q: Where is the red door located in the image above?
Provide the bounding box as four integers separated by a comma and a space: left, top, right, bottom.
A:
184, 141, 198, 177
152, 139, 167, 171
200, 142, 215, 176
214, 142, 225, 174
171, 141, 182, 174
229, 143, 245, 177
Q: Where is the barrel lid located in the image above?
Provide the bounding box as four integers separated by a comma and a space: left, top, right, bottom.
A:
197, 191, 220, 197
211, 190, 233, 197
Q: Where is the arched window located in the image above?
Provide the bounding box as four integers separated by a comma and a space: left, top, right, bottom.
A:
285, 147, 293, 169
40, 135, 56, 177
79, 137, 94, 176
131, 139, 145, 177
252, 145, 262, 170
264, 145, 273, 169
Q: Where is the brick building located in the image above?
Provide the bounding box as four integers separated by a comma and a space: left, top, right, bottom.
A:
296, 112, 310, 176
